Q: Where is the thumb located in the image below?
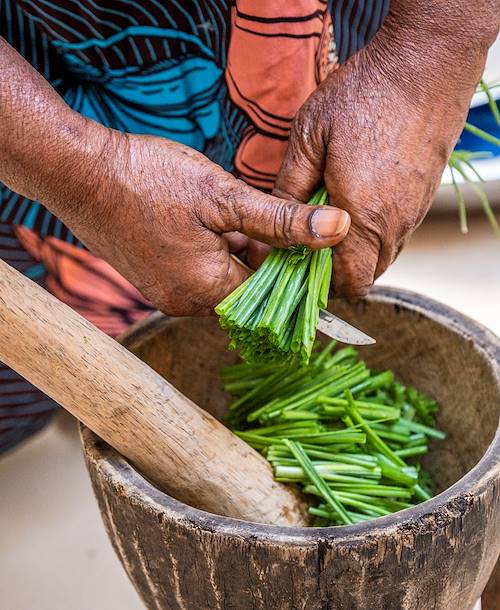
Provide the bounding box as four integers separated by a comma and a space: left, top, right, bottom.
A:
206, 180, 350, 251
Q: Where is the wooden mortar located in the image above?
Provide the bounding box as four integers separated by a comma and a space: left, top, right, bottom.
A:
81, 287, 500, 610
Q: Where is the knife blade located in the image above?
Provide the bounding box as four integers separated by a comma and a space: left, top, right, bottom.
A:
228, 254, 376, 346
317, 309, 376, 345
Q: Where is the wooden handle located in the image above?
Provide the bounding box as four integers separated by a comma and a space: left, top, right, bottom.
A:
0, 258, 306, 526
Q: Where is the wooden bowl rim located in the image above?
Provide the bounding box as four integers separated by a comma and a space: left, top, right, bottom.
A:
81, 286, 500, 544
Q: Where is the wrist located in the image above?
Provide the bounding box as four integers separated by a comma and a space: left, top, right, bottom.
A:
0, 37, 119, 224
1, 97, 115, 221
386, 1, 499, 47
34, 111, 117, 222
363, 2, 498, 107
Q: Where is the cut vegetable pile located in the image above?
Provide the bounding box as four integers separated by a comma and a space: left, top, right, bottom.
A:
215, 187, 332, 365
221, 341, 445, 526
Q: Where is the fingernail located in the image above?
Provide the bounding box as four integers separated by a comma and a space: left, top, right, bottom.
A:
310, 208, 350, 238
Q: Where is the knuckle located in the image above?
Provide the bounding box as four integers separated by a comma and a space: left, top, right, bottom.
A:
191, 253, 236, 312
395, 234, 410, 259
272, 201, 299, 244
356, 204, 388, 247
395, 202, 426, 239
290, 109, 325, 166
353, 197, 427, 268
168, 287, 212, 316
200, 170, 222, 200
222, 179, 247, 227
153, 271, 216, 316
343, 282, 372, 298
335, 263, 374, 298
353, 200, 411, 264
199, 173, 244, 232
335, 267, 374, 297
290, 106, 310, 136
334, 227, 378, 297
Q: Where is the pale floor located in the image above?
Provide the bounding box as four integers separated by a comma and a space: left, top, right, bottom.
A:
0, 209, 497, 610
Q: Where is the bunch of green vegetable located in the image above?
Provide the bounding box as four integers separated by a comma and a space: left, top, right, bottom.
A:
216, 83, 499, 368
221, 341, 445, 526
215, 187, 332, 365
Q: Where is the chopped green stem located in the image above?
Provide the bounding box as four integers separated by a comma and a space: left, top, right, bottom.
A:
414, 484, 432, 502
376, 454, 418, 487
350, 371, 394, 395
223, 342, 445, 527
273, 464, 380, 480
216, 187, 333, 365
394, 446, 428, 458
309, 507, 373, 523
343, 390, 406, 467
284, 440, 352, 525
320, 397, 400, 420
397, 418, 446, 440
313, 340, 337, 366
365, 422, 410, 443
320, 485, 414, 499
405, 433, 428, 447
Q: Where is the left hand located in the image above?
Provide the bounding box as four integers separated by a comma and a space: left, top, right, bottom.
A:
273, 3, 497, 296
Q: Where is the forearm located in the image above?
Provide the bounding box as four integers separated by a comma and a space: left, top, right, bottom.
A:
369, 0, 499, 101
389, 0, 499, 39
0, 37, 109, 216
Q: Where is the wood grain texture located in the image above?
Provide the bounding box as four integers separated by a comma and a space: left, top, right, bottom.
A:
0, 258, 306, 526
82, 287, 500, 610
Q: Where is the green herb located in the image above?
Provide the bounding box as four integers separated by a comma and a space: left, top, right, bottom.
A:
463, 122, 500, 147
284, 439, 352, 525
449, 80, 500, 235
222, 341, 446, 526
215, 187, 332, 366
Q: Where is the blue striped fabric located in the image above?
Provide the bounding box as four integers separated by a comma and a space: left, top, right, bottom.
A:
329, 0, 391, 63
1, 1, 390, 238
0, 0, 249, 240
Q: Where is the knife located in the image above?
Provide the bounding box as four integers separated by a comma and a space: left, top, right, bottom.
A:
229, 254, 376, 346
317, 309, 375, 345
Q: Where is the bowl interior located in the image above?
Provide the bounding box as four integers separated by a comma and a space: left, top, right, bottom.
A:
122, 291, 499, 494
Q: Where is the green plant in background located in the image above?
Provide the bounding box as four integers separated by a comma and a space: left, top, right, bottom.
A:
221, 341, 445, 526
449, 80, 500, 235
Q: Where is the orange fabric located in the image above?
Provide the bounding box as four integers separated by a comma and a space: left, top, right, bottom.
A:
226, 1, 337, 189
15, 227, 152, 337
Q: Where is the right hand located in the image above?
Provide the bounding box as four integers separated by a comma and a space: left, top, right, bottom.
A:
0, 36, 349, 316
45, 125, 350, 316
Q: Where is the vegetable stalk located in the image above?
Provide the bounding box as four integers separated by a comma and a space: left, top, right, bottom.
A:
216, 187, 332, 365
222, 341, 445, 526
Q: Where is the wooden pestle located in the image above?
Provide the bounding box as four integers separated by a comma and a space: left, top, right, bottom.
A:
0, 258, 306, 526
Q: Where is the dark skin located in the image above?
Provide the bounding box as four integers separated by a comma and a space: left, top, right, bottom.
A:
275, 0, 499, 295
0, 39, 350, 316
0, 1, 498, 315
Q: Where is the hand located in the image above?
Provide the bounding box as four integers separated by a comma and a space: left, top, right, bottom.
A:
42, 127, 350, 316
274, 2, 497, 296
0, 37, 351, 316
